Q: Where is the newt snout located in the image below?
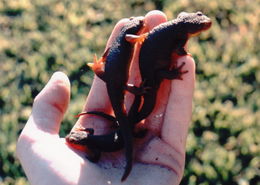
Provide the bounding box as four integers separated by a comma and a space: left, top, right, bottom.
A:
66, 131, 88, 144
177, 11, 212, 37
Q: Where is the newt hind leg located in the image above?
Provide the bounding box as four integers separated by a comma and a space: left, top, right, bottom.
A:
86, 149, 101, 163
125, 33, 148, 44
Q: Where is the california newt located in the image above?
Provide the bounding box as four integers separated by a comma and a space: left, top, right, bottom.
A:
65, 108, 146, 162
66, 17, 145, 181
66, 127, 124, 159
126, 11, 212, 123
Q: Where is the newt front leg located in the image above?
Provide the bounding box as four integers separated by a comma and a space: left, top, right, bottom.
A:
87, 48, 110, 81
157, 62, 188, 80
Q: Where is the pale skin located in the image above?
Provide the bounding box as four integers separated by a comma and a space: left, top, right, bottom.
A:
16, 10, 195, 185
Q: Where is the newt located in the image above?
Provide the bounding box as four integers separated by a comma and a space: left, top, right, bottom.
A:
66, 127, 124, 159
66, 107, 146, 161
126, 11, 212, 123
66, 17, 145, 181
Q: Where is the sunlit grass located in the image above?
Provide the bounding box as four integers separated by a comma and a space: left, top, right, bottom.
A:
0, 0, 259, 184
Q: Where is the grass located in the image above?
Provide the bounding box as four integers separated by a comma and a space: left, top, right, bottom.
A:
0, 0, 259, 184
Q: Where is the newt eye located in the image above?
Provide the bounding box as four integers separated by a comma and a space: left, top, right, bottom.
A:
197, 11, 203, 16
139, 19, 144, 25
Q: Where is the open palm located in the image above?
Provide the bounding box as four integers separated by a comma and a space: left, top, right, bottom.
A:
16, 10, 195, 185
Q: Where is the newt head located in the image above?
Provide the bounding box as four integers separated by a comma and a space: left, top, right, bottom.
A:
65, 128, 93, 145
65, 132, 88, 152
123, 16, 145, 35
177, 11, 212, 37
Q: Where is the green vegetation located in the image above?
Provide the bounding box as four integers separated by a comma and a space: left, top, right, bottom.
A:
0, 0, 259, 184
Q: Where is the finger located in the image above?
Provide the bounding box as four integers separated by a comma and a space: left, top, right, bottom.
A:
161, 56, 195, 155
126, 11, 168, 132
136, 56, 195, 183
74, 19, 131, 130
126, 10, 167, 110
21, 72, 71, 137
143, 10, 168, 31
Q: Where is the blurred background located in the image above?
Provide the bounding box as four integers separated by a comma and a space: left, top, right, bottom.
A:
0, 0, 259, 184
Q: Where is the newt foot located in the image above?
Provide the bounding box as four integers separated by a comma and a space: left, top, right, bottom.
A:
125, 33, 148, 44
174, 62, 189, 80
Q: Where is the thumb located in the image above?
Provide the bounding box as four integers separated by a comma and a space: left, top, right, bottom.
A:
22, 72, 70, 138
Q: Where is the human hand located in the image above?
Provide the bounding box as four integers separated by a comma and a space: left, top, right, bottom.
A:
16, 10, 195, 185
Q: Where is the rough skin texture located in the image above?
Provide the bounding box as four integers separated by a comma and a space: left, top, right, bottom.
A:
134, 11, 212, 123
66, 17, 144, 181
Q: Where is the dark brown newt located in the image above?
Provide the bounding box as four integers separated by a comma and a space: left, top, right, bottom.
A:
126, 11, 212, 123
65, 109, 146, 161
66, 17, 145, 181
